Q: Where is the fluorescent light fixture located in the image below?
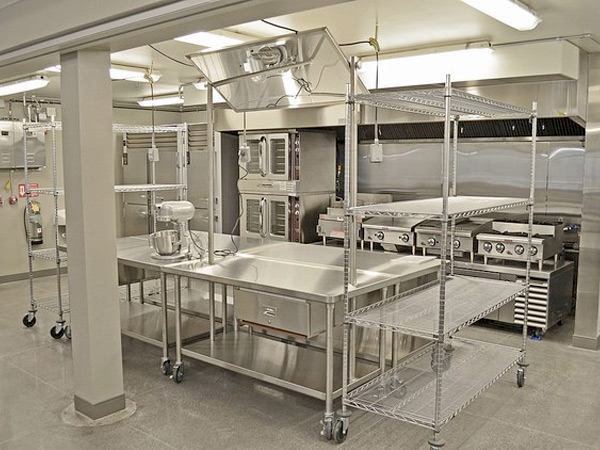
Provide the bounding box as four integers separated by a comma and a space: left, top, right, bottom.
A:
137, 94, 184, 107
110, 66, 162, 83
44, 65, 62, 73
0, 75, 49, 97
175, 31, 244, 49
359, 43, 495, 88
460, 0, 541, 31
43, 64, 161, 82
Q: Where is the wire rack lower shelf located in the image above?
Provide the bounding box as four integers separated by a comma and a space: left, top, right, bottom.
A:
344, 338, 523, 430
31, 248, 67, 262
347, 275, 526, 339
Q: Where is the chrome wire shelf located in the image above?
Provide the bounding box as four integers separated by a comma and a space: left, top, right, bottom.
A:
347, 275, 526, 339
37, 294, 70, 315
31, 184, 185, 195
114, 183, 185, 193
344, 338, 523, 430
350, 196, 528, 219
22, 122, 183, 133
30, 187, 63, 195
112, 124, 184, 133
354, 89, 532, 118
31, 248, 67, 263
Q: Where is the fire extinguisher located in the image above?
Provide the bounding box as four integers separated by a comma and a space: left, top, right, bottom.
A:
24, 200, 43, 245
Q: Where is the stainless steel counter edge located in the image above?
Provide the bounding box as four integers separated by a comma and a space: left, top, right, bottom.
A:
161, 257, 439, 304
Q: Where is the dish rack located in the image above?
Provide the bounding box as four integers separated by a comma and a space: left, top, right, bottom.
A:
325, 72, 538, 448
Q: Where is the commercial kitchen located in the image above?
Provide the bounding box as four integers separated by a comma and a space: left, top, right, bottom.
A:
0, 1, 598, 449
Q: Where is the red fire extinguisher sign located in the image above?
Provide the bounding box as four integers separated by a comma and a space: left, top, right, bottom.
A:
18, 183, 39, 198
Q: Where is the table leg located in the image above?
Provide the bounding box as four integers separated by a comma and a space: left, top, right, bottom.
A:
159, 273, 170, 376
172, 275, 184, 383
321, 301, 335, 438
221, 284, 228, 335
140, 280, 144, 304
209, 281, 216, 341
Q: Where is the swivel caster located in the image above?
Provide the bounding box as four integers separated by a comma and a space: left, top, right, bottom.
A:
517, 367, 526, 388
171, 363, 184, 383
320, 417, 333, 441
64, 325, 72, 340
50, 324, 64, 339
333, 415, 350, 444
22, 313, 36, 328
161, 358, 172, 376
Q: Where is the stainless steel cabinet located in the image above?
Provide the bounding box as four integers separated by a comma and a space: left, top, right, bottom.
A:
0, 121, 46, 169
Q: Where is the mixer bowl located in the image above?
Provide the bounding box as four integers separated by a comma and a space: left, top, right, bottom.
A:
149, 230, 181, 256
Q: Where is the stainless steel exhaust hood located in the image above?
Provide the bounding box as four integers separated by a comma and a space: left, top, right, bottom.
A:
187, 27, 367, 112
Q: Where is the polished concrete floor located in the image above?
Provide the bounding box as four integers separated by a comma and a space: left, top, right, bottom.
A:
1, 275, 599, 450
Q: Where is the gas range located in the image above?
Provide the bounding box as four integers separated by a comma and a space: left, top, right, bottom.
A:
477, 221, 563, 269
416, 218, 493, 262
362, 217, 425, 253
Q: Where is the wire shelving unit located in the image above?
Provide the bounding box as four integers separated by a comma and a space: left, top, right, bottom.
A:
21, 120, 188, 339
327, 73, 538, 448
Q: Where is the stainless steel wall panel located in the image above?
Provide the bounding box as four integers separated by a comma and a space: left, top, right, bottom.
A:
574, 53, 600, 349
359, 140, 583, 219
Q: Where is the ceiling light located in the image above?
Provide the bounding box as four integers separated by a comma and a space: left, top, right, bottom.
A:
175, 31, 244, 49
43, 64, 161, 82
0, 75, 49, 97
460, 0, 541, 31
137, 94, 184, 107
358, 43, 494, 88
44, 65, 61, 73
193, 81, 207, 90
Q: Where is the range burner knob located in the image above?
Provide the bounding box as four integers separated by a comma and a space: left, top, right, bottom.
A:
427, 237, 437, 247
483, 242, 492, 253
400, 233, 410, 243
374, 231, 385, 241
495, 243, 506, 253
530, 246, 538, 256
453, 239, 461, 249
514, 244, 525, 255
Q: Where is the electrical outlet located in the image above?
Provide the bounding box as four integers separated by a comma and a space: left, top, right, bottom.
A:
369, 142, 383, 163
148, 146, 160, 162
238, 144, 251, 163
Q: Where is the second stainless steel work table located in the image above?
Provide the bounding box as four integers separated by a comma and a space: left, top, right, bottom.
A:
160, 238, 439, 426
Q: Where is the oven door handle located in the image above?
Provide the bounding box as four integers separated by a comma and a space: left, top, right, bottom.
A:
259, 197, 267, 238
258, 136, 267, 177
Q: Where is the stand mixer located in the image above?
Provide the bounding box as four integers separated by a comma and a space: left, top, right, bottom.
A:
149, 201, 196, 260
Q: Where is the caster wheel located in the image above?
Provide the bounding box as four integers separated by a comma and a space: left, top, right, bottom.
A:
161, 359, 172, 376
333, 419, 348, 444
22, 313, 36, 328
321, 419, 333, 441
517, 368, 525, 388
50, 325, 64, 339
172, 364, 184, 383
64, 326, 72, 340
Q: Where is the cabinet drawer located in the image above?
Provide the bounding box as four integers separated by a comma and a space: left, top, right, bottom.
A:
234, 288, 338, 338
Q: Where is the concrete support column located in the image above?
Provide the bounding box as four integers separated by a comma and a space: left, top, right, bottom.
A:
60, 49, 126, 417
573, 52, 600, 350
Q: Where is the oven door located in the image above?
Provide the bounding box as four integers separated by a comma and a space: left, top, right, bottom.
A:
268, 196, 289, 240
241, 194, 268, 239
240, 194, 289, 240
266, 133, 289, 180
239, 134, 267, 180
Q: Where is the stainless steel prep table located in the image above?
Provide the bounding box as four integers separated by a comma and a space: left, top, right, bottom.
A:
162, 241, 439, 423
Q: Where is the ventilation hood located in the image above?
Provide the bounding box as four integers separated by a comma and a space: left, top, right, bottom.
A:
187, 27, 367, 112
